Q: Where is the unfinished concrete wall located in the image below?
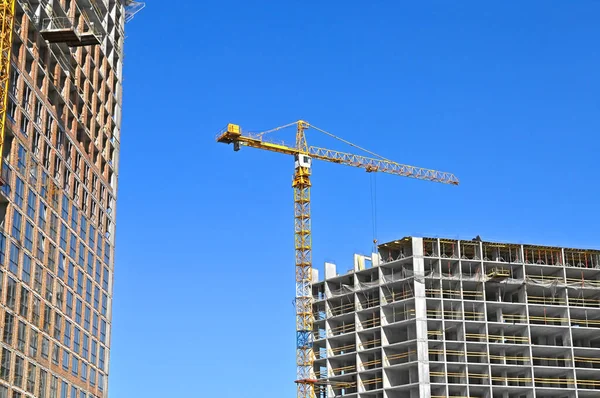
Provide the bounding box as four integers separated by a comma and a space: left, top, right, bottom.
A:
312, 236, 600, 398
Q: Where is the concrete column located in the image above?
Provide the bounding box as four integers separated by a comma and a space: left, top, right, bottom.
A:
412, 237, 431, 398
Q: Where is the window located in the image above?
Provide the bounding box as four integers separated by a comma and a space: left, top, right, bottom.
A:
73, 327, 80, 354
49, 213, 58, 241
9, 243, 19, 275
20, 113, 30, 136
14, 177, 24, 207
93, 286, 100, 310
99, 345, 105, 370
33, 263, 42, 293
71, 357, 78, 376
45, 273, 53, 302
3, 313, 14, 344
68, 262, 74, 288
88, 225, 95, 248
78, 243, 85, 267
17, 145, 26, 174
19, 287, 29, 317
1, 164, 10, 197
27, 189, 35, 219
71, 205, 78, 230
80, 362, 87, 381
104, 241, 110, 264
90, 340, 97, 365
53, 313, 62, 340
9, 64, 18, 96
57, 253, 64, 278
7, 98, 16, 122
22, 84, 31, 113
100, 319, 106, 343
43, 306, 51, 333
37, 232, 45, 262
89, 368, 96, 386
82, 334, 89, 359
12, 210, 22, 240
61, 194, 68, 220
50, 376, 57, 398
55, 283, 64, 309
13, 355, 24, 387
77, 270, 83, 295
84, 305, 90, 331
32, 296, 40, 326
75, 299, 82, 324
6, 278, 16, 310
28, 158, 38, 186
92, 313, 98, 337
26, 362, 35, 393
41, 337, 49, 359
44, 114, 53, 137
96, 233, 102, 256
35, 98, 43, 125
38, 369, 47, 398
70, 386, 77, 398
87, 252, 93, 275
85, 278, 92, 303
22, 254, 31, 283
38, 201, 47, 228
29, 329, 38, 357
69, 234, 76, 258
64, 321, 71, 347
48, 243, 56, 272
0, 348, 10, 380
95, 259, 101, 283
102, 293, 108, 316
80, 216, 87, 240
51, 344, 59, 365
61, 351, 69, 370
102, 267, 109, 290
66, 290, 73, 317
17, 321, 26, 351
60, 223, 67, 251
24, 222, 33, 251
60, 382, 67, 398
40, 171, 48, 197
0, 234, 5, 264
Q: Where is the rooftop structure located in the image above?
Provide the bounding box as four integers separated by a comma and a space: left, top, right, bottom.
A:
311, 236, 600, 398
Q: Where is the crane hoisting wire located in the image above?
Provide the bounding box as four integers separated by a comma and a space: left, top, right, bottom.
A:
370, 173, 378, 251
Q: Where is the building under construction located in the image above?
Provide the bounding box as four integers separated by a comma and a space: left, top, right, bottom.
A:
0, 0, 142, 397
311, 236, 600, 398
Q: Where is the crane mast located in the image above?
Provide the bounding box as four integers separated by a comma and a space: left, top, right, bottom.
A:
217, 120, 459, 398
293, 121, 316, 398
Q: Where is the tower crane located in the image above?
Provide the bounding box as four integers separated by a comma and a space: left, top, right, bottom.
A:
216, 120, 459, 398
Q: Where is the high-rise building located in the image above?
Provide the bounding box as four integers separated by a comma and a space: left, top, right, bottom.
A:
312, 236, 600, 398
0, 1, 142, 397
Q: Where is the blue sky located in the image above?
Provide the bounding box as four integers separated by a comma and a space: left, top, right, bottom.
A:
110, 1, 599, 397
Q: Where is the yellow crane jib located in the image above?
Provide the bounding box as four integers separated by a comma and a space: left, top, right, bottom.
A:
216, 120, 459, 398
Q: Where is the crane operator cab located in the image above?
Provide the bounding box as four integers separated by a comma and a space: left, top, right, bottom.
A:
295, 154, 312, 169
